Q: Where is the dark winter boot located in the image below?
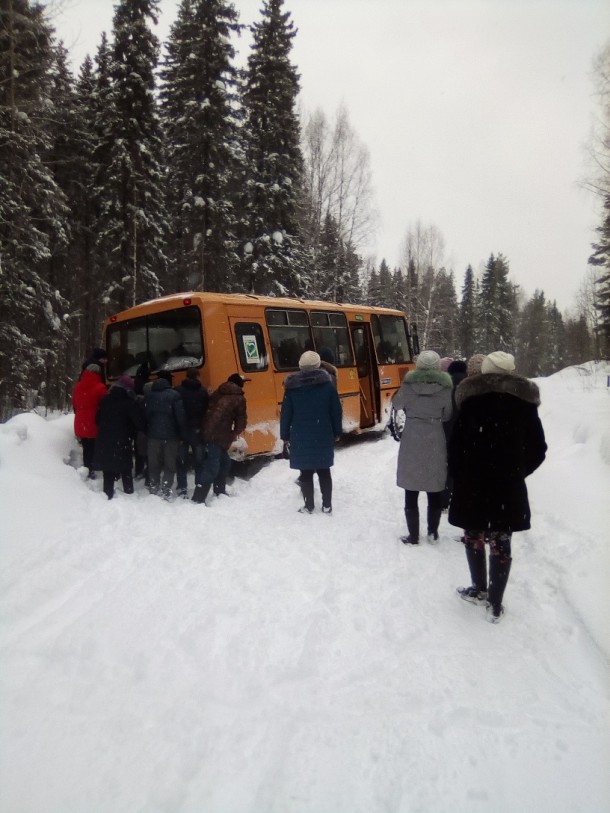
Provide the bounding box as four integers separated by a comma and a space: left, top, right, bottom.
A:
427, 506, 442, 542
457, 547, 488, 604
486, 554, 512, 623
401, 508, 420, 544
192, 483, 210, 504
300, 478, 315, 512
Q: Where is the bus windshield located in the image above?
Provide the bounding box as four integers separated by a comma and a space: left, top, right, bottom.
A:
106, 306, 204, 378
371, 314, 410, 364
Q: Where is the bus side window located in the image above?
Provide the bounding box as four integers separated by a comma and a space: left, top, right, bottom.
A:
234, 323, 268, 372
266, 308, 310, 370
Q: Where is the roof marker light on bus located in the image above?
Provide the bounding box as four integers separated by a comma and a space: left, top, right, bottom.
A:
183, 297, 192, 306
110, 316, 117, 322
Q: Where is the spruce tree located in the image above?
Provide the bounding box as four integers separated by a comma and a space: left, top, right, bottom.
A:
393, 267, 407, 313
316, 211, 341, 299
73, 54, 105, 355
428, 269, 458, 355
46, 43, 95, 394
160, 0, 243, 293
458, 264, 477, 359
478, 253, 516, 352
366, 264, 381, 306
564, 315, 593, 366
0, 0, 69, 418
545, 300, 566, 374
94, 0, 169, 313
241, 0, 306, 296
517, 290, 548, 377
589, 194, 610, 356
339, 241, 363, 303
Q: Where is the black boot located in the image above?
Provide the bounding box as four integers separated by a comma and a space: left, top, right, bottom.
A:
192, 483, 210, 504
465, 546, 487, 592
401, 508, 419, 544
300, 478, 315, 512
487, 554, 512, 622
427, 506, 442, 542
456, 546, 488, 603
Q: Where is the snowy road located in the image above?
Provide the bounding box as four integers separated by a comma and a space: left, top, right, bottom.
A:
1, 364, 609, 813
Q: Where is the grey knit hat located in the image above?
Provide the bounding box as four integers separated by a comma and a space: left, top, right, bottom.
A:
415, 350, 441, 371
481, 351, 516, 375
299, 350, 321, 370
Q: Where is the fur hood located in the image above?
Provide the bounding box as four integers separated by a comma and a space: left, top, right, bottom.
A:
284, 368, 332, 390
403, 369, 452, 388
455, 372, 541, 409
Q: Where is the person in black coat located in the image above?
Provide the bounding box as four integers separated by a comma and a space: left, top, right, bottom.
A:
175, 369, 209, 497
93, 375, 144, 499
448, 351, 547, 623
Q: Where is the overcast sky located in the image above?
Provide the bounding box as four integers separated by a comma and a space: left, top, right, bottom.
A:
53, 0, 609, 311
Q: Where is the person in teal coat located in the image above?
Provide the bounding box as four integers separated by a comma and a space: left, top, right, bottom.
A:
280, 351, 343, 514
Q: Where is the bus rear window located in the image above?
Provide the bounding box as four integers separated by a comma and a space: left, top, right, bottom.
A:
371, 314, 410, 364
310, 311, 354, 367
106, 306, 203, 378
266, 308, 311, 370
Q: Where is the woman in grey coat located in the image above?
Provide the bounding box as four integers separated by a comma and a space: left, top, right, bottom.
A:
391, 350, 453, 544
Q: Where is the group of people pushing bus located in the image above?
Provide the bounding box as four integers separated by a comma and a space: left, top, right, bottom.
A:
72, 350, 248, 503
73, 343, 546, 624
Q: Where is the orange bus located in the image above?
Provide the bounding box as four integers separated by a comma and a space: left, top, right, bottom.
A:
102, 292, 418, 459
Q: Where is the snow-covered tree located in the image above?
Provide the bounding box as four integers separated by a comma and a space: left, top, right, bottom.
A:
241, 0, 306, 296
160, 0, 243, 293
0, 0, 69, 418
458, 264, 478, 359
94, 0, 169, 313
589, 194, 610, 356
478, 253, 517, 352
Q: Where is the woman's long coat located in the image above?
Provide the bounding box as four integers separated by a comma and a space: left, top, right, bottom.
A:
93, 386, 144, 473
72, 369, 107, 439
448, 373, 547, 532
280, 369, 343, 470
392, 369, 453, 492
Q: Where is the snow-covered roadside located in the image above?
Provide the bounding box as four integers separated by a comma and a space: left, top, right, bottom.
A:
0, 363, 609, 813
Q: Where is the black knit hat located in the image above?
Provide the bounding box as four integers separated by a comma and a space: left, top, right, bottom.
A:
227, 373, 251, 388
448, 359, 467, 374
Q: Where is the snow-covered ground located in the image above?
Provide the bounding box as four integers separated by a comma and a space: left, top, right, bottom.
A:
1, 362, 609, 813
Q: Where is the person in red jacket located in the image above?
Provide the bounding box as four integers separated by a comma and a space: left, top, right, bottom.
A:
72, 363, 107, 478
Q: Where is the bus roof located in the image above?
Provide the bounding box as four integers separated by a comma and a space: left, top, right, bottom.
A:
106, 291, 407, 323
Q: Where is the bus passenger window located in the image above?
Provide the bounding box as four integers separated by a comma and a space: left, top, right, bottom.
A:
371, 314, 410, 365
311, 311, 354, 367
266, 308, 311, 370
234, 323, 268, 372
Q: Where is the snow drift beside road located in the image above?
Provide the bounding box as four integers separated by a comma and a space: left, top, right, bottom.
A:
0, 362, 609, 813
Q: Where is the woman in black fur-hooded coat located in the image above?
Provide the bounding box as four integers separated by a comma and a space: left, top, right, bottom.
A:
448, 351, 547, 622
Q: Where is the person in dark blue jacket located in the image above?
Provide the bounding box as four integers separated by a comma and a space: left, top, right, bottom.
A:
175, 369, 209, 497
144, 371, 187, 498
280, 351, 343, 514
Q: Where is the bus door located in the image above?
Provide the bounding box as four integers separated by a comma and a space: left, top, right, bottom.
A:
350, 322, 379, 428
229, 317, 279, 457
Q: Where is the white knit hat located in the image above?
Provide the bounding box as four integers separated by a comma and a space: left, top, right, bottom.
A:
481, 351, 516, 375
415, 350, 441, 370
299, 350, 321, 370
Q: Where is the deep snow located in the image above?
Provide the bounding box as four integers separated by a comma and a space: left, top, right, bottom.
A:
1, 363, 609, 813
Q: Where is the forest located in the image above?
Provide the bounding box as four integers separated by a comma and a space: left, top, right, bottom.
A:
1, 0, 609, 420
